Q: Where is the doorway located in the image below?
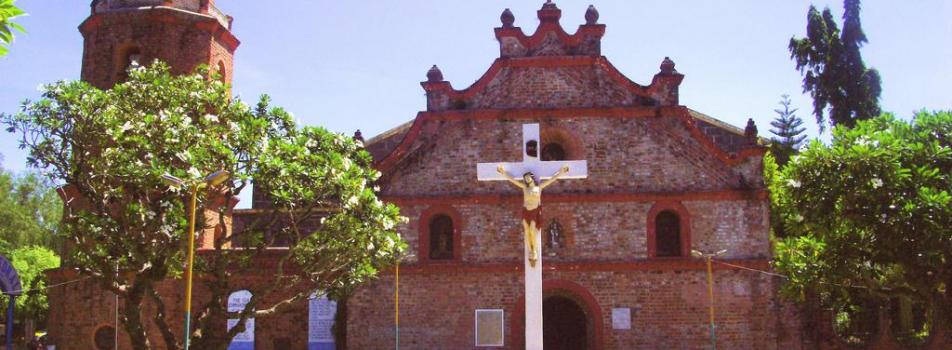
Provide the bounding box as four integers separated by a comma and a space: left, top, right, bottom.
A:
543, 295, 588, 350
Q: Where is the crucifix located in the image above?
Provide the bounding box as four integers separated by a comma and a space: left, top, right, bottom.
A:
476, 123, 588, 350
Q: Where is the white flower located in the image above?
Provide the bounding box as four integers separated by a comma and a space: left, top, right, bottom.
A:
787, 179, 802, 188
187, 167, 201, 179
120, 121, 133, 132
870, 178, 883, 189
345, 195, 359, 208
204, 114, 219, 123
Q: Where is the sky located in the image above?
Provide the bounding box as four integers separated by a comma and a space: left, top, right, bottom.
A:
1, 1, 950, 177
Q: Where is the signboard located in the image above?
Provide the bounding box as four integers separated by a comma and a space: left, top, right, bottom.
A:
475, 309, 504, 347
227, 290, 254, 350
308, 293, 337, 350
611, 308, 631, 330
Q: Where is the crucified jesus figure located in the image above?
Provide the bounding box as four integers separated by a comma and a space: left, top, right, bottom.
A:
497, 164, 570, 267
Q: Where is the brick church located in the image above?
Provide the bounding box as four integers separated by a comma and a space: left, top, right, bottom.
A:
48, 1, 817, 349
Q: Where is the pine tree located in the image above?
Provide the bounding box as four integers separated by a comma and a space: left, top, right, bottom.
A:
789, 0, 881, 132
769, 95, 807, 167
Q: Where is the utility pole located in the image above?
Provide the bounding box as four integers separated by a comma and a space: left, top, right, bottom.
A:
692, 249, 727, 350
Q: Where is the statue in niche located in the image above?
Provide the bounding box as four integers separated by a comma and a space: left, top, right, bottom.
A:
545, 218, 564, 255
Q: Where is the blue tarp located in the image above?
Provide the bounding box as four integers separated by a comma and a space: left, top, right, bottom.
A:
0, 255, 20, 296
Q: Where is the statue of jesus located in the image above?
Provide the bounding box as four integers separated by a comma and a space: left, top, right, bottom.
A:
497, 164, 570, 267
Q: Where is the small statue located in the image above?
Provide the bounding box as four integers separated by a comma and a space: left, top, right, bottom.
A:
497, 164, 570, 267
545, 218, 563, 252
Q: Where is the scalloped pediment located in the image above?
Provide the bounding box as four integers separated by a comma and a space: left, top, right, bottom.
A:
419, 2, 684, 111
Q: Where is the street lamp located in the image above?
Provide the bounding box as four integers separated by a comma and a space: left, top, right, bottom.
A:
691, 249, 727, 350
162, 169, 230, 350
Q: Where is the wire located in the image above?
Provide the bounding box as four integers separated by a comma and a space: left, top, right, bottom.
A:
5, 275, 93, 295
713, 260, 788, 279
712, 259, 881, 291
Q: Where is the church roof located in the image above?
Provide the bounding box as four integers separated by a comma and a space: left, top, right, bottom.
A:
365, 119, 413, 160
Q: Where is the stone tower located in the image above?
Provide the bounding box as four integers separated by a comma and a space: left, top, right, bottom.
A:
79, 0, 239, 89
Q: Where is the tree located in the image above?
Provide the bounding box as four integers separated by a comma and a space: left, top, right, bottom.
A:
0, 165, 62, 252
0, 163, 62, 342
768, 94, 807, 167
789, 0, 882, 131
2, 63, 406, 349
0, 246, 60, 341
0, 0, 26, 56
773, 111, 952, 336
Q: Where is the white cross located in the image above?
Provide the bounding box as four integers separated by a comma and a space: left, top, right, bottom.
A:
476, 123, 588, 350
476, 124, 588, 182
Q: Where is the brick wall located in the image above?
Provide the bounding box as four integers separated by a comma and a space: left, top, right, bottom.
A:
79, 4, 237, 89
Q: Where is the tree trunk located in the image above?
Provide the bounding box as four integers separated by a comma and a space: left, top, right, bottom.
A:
121, 283, 152, 350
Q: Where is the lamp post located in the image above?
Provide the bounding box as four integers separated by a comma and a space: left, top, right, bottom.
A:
162, 170, 230, 350
691, 249, 727, 350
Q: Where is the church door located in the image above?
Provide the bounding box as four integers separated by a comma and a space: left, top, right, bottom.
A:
543, 295, 588, 350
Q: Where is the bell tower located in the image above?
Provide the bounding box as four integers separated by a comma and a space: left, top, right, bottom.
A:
79, 0, 240, 89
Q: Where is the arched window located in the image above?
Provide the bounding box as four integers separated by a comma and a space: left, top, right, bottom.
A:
428, 214, 454, 260
124, 47, 142, 69
216, 60, 227, 83
116, 46, 142, 82
541, 142, 566, 161
654, 210, 681, 257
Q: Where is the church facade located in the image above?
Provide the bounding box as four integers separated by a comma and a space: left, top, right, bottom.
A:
349, 3, 799, 349
45, 1, 832, 349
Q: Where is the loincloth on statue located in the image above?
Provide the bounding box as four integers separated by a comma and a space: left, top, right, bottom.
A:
521, 206, 542, 226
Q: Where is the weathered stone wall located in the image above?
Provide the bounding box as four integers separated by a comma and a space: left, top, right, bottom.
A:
348, 269, 794, 350
381, 113, 759, 197
46, 265, 314, 350
79, 5, 237, 89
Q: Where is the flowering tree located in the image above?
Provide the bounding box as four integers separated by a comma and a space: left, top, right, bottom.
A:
773, 111, 951, 339
2, 63, 405, 349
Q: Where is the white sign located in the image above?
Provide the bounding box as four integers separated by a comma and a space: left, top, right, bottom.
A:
475, 309, 505, 347
611, 308, 631, 330
227, 290, 254, 350
308, 293, 337, 350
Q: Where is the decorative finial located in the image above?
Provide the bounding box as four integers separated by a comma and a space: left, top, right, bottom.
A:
426, 65, 444, 82
745, 118, 758, 140
585, 5, 599, 25
660, 56, 677, 74
501, 8, 515, 28
538, 0, 561, 21
353, 129, 364, 143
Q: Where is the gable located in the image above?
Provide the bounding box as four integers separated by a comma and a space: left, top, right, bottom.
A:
375, 108, 763, 198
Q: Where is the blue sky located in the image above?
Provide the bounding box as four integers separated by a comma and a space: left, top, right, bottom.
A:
1, 1, 950, 176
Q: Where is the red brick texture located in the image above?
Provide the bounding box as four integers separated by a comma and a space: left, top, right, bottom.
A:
79, 0, 238, 89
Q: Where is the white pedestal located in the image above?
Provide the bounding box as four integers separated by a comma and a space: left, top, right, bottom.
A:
525, 232, 543, 350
